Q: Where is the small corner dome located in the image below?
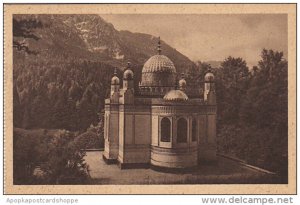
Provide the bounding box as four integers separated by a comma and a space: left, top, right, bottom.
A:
111, 75, 120, 85
205, 71, 215, 82
179, 78, 187, 87
123, 69, 134, 80
163, 90, 188, 101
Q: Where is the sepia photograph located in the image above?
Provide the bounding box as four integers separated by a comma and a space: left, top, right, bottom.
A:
3, 3, 296, 194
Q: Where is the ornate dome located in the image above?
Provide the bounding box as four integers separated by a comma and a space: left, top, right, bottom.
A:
205, 71, 215, 82
139, 37, 177, 91
142, 55, 176, 74
179, 78, 187, 88
163, 90, 188, 101
111, 68, 120, 85
140, 54, 177, 88
124, 69, 134, 80
111, 75, 120, 85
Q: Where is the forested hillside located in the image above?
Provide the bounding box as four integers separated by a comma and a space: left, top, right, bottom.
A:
13, 14, 195, 130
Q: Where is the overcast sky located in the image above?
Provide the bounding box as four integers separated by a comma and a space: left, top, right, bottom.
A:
101, 14, 287, 67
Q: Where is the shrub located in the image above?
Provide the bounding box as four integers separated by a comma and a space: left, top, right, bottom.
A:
74, 130, 103, 149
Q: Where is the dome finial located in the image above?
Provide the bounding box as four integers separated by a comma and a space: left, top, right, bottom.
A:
114, 67, 117, 75
127, 61, 131, 68
157, 36, 162, 55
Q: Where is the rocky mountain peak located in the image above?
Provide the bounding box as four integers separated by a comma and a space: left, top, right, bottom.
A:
14, 14, 195, 72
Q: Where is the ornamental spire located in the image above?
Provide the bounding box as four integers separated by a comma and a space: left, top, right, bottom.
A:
127, 61, 131, 68
157, 36, 162, 55
114, 67, 117, 75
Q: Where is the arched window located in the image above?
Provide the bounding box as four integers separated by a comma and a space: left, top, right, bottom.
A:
161, 117, 171, 142
177, 118, 188, 143
192, 118, 197, 141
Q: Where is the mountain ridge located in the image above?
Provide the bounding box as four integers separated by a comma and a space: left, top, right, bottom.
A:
14, 14, 196, 74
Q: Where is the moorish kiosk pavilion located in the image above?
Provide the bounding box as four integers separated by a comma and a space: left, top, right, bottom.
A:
103, 38, 217, 169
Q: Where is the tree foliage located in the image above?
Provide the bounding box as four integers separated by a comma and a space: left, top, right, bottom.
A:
74, 115, 105, 150
185, 50, 287, 176
13, 18, 43, 54
13, 128, 90, 184
13, 57, 114, 131
217, 50, 288, 176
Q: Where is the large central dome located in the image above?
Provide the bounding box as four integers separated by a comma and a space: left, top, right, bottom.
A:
142, 55, 176, 74
140, 38, 177, 89
140, 54, 177, 88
